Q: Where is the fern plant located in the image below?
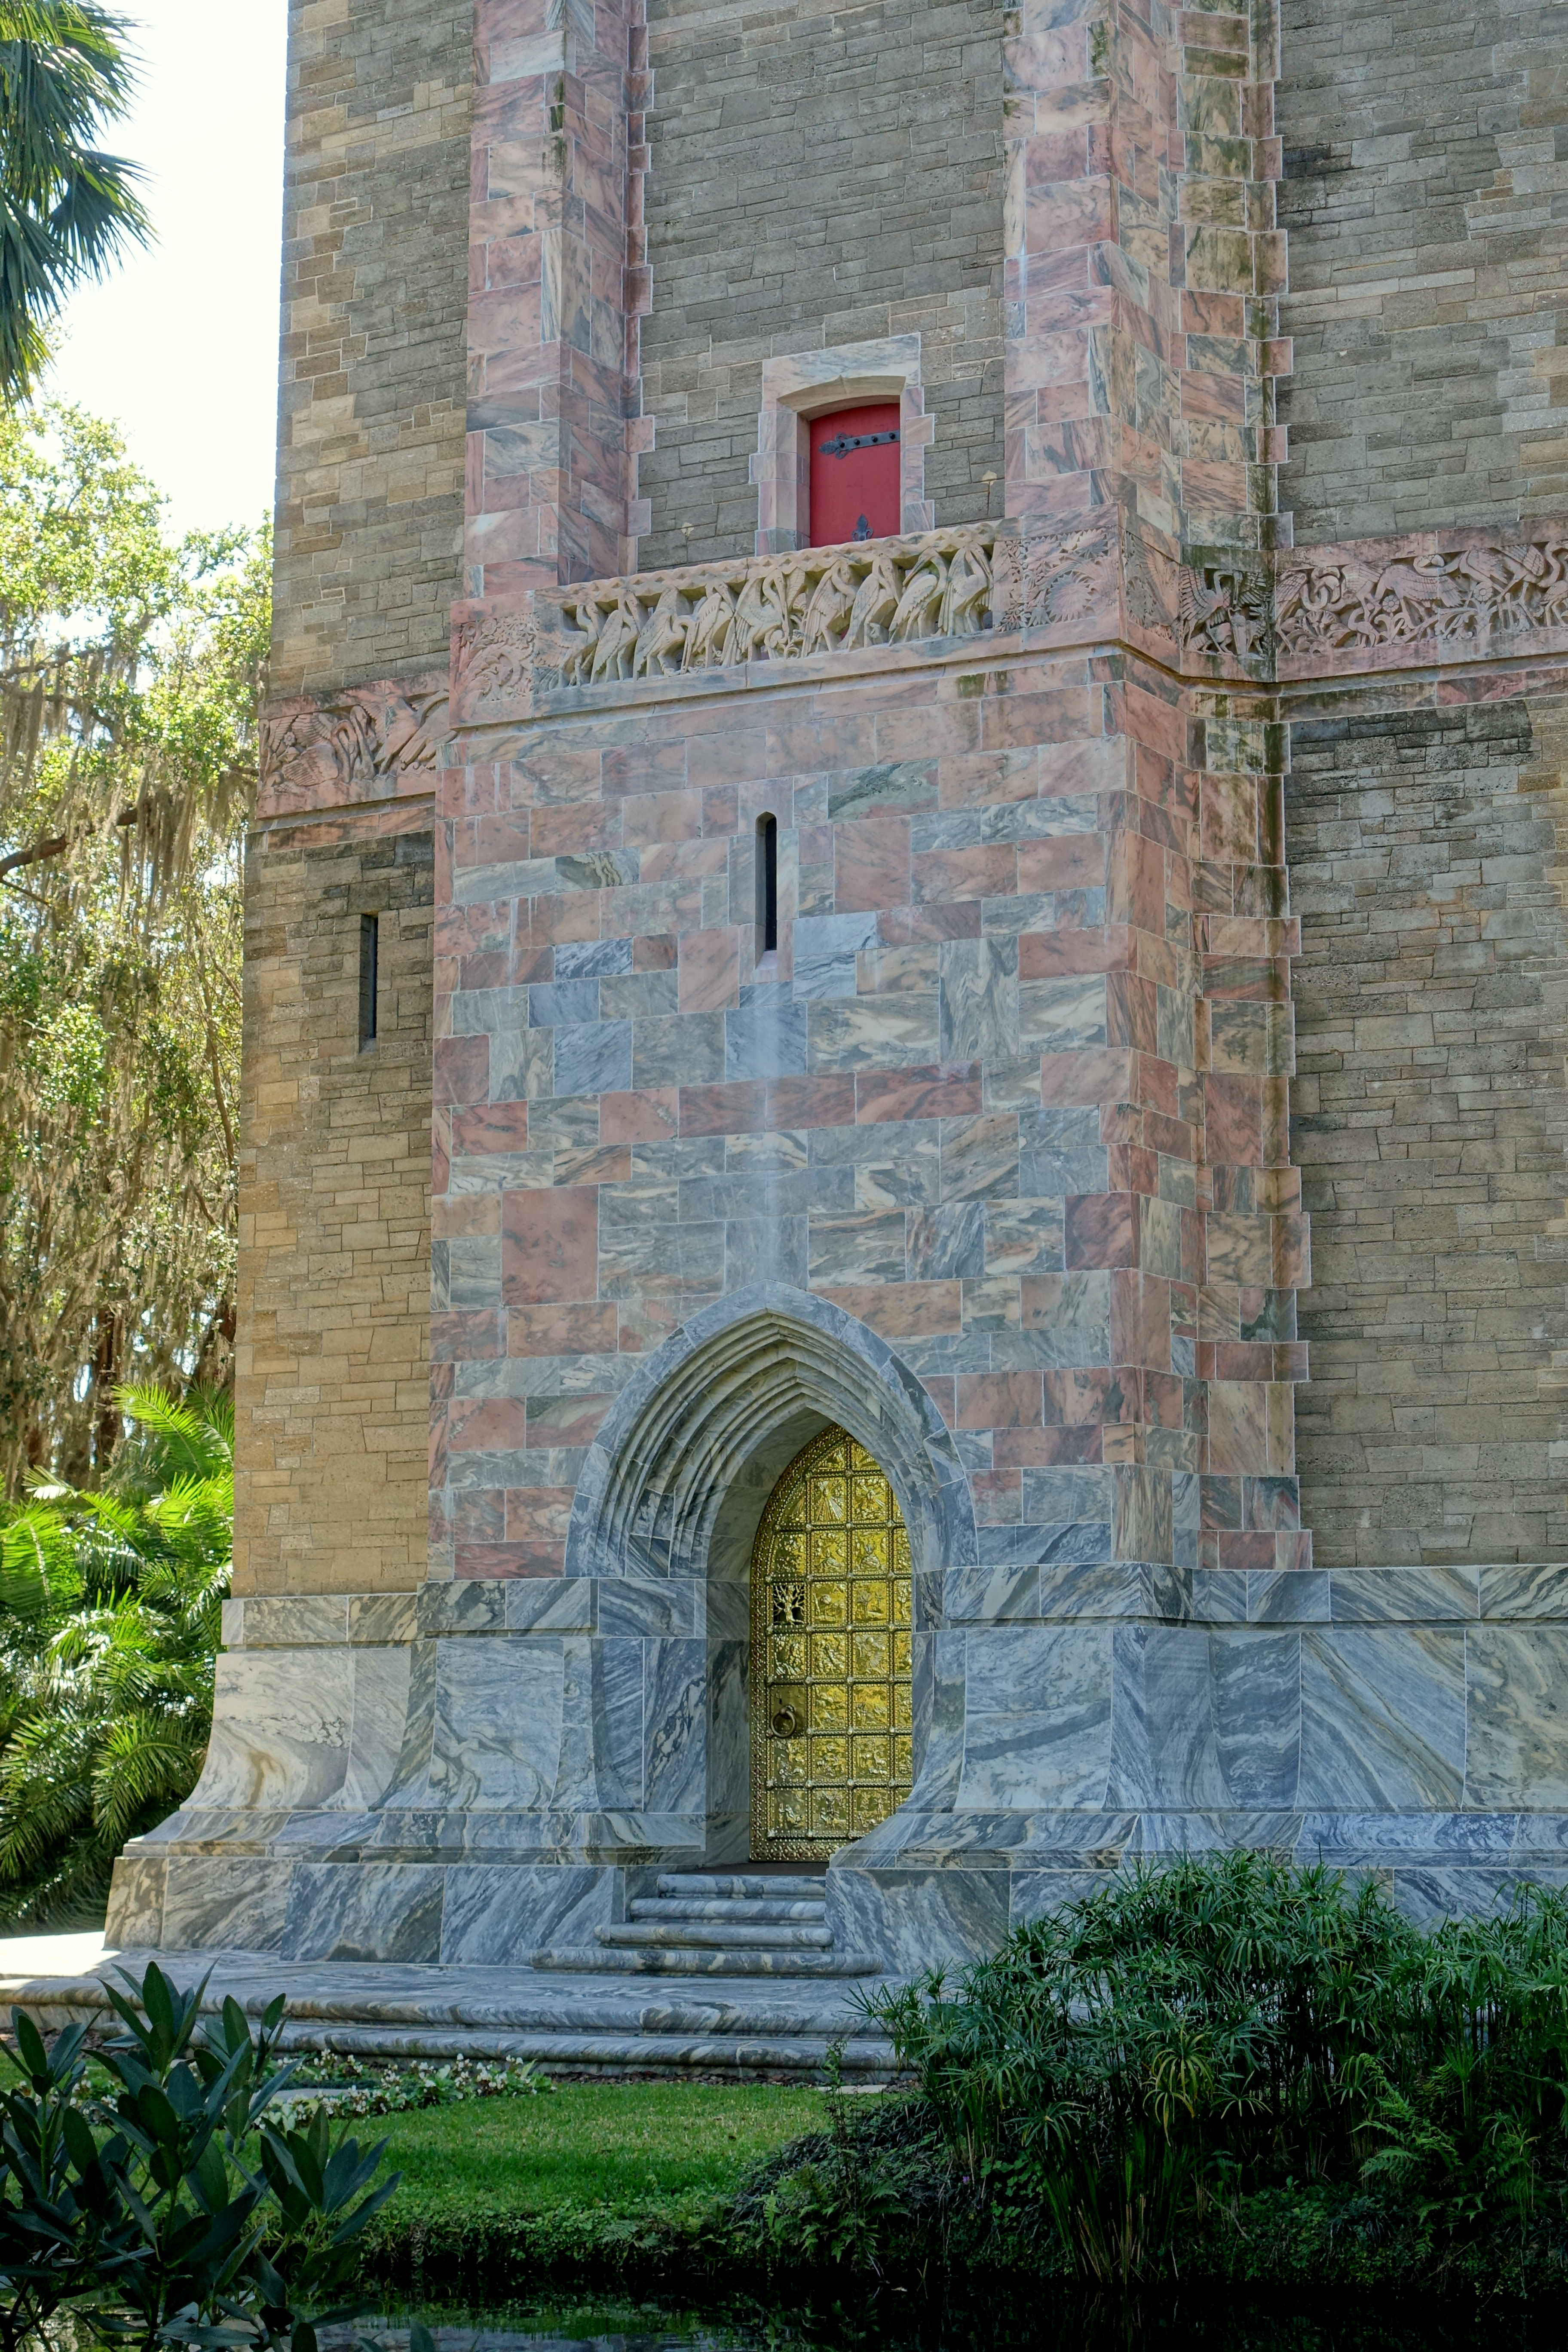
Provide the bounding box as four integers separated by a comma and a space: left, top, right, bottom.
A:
0, 1382, 229, 1926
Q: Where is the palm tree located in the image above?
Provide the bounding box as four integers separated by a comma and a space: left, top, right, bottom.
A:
0, 1382, 230, 1926
0, 1, 150, 407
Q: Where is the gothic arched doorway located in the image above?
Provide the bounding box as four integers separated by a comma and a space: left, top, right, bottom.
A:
750, 1425, 914, 1860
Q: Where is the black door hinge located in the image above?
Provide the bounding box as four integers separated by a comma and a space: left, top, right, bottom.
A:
819, 429, 900, 459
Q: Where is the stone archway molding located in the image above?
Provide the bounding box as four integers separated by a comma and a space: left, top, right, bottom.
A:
563, 1282, 978, 1593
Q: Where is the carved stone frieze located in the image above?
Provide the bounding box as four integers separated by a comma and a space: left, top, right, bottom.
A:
1275, 534, 1568, 665
451, 524, 1121, 721
450, 610, 542, 718
258, 679, 450, 817
548, 526, 1004, 688
445, 522, 1568, 736
989, 523, 1119, 635
1177, 557, 1276, 665
1128, 527, 1568, 679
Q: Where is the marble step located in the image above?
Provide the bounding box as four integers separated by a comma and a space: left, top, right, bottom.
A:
531, 1944, 881, 1978
392, 2029, 895, 2075
0, 1951, 900, 2083
628, 1897, 827, 1924
17, 2002, 896, 2079
655, 1873, 826, 1902
268, 2024, 895, 2076
597, 1920, 834, 1951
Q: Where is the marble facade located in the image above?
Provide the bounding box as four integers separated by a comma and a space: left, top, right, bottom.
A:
102, 0, 1568, 1975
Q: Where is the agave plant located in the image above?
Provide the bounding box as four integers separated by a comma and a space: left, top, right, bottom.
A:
0, 1382, 229, 1925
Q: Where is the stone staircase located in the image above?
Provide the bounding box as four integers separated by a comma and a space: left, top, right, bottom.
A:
531, 1871, 882, 1978
0, 1875, 900, 2081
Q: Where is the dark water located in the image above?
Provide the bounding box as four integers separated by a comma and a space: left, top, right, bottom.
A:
352, 2285, 1562, 2352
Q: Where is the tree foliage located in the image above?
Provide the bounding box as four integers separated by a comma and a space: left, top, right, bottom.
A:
0, 404, 265, 1485
0, 0, 150, 409
0, 1382, 230, 1928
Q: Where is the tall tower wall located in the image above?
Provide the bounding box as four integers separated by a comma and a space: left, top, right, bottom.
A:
1277, 0, 1568, 1568
234, 0, 471, 1599
107, 0, 1568, 1960
636, 0, 1008, 570
272, 0, 472, 696
1277, 0, 1568, 546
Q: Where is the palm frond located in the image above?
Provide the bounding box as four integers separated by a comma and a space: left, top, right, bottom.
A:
0, 1380, 227, 1918
113, 1380, 232, 1482
0, 0, 149, 401
0, 1496, 77, 1612
91, 1707, 205, 1844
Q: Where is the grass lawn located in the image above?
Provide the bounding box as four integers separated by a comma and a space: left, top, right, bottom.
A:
361, 2079, 822, 2272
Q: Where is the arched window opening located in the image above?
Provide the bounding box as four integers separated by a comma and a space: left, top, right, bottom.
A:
808, 402, 901, 547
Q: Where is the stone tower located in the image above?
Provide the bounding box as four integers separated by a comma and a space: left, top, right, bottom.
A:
107, 0, 1568, 1969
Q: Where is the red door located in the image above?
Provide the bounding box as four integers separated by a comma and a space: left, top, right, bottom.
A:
808, 403, 901, 547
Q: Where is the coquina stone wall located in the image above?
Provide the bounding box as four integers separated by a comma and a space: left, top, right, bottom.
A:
1276, 0, 1568, 1566
235, 810, 435, 1599
273, 0, 472, 698
636, 0, 1008, 570
1287, 690, 1568, 1568
1277, 0, 1568, 544
241, 0, 472, 1605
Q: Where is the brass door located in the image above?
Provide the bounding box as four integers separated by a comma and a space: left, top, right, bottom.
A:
750, 1425, 914, 1861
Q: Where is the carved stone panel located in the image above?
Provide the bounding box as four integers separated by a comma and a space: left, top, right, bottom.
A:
258, 680, 450, 820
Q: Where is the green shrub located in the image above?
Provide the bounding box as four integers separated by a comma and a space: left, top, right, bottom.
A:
0, 1384, 231, 1926
0, 1959, 397, 2348
863, 1853, 1568, 2283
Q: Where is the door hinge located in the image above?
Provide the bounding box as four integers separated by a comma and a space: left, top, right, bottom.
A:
819, 428, 900, 459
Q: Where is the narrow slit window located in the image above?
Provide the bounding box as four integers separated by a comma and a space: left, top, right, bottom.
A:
757, 815, 778, 954
358, 913, 379, 1048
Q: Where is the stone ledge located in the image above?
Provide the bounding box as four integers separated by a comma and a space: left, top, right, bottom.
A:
221, 1562, 1568, 1652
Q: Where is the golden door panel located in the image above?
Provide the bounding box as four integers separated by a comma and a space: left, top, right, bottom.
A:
750, 1425, 915, 1861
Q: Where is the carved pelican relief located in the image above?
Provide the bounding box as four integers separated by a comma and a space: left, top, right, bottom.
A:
940, 540, 992, 635
844, 552, 903, 646
632, 585, 690, 676
683, 579, 739, 668
889, 553, 947, 640
588, 594, 643, 683
800, 556, 861, 655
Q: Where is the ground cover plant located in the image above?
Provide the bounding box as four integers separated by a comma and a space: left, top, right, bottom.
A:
282, 2052, 556, 2120
354, 2079, 818, 2295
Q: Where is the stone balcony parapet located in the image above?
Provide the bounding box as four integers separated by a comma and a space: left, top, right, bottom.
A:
254, 518, 1568, 806
444, 513, 1568, 737
449, 518, 1123, 728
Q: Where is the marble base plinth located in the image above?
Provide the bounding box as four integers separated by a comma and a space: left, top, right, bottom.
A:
106, 1559, 1568, 1975
828, 1811, 1568, 1970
